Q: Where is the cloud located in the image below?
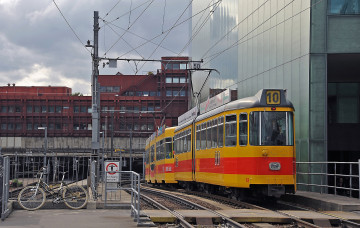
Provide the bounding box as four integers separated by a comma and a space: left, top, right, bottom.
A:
0, 0, 191, 94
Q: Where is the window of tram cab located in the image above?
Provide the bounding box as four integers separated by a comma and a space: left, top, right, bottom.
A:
239, 113, 248, 146
225, 115, 237, 147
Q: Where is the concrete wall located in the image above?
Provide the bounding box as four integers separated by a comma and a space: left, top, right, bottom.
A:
0, 137, 146, 151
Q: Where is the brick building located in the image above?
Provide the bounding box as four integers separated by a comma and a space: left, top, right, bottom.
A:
0, 57, 190, 152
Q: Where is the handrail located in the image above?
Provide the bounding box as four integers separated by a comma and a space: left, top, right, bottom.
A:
296, 160, 360, 198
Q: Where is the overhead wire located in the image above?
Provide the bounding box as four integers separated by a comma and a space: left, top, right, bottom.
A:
103, 1, 221, 59
103, 21, 178, 55
100, 0, 153, 28
52, 0, 90, 54
136, 0, 194, 73
128, 0, 133, 29
178, 0, 222, 56
200, 0, 270, 60
105, 24, 144, 59
203, 0, 296, 64
208, 0, 326, 91
202, 0, 326, 66
161, 0, 167, 34
102, 0, 123, 20
103, 0, 155, 57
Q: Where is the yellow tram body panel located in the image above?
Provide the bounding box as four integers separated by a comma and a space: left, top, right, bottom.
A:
174, 125, 193, 182
154, 127, 177, 184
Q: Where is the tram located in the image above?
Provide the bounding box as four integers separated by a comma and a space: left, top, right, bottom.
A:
146, 89, 296, 198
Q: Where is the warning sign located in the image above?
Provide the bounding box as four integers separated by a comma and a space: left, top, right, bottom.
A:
105, 161, 120, 182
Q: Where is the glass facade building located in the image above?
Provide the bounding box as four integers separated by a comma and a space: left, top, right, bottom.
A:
191, 0, 360, 191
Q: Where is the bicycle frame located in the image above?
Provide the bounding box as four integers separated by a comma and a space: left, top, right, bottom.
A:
34, 170, 68, 202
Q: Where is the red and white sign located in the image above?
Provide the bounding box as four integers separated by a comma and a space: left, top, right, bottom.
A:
105, 161, 120, 182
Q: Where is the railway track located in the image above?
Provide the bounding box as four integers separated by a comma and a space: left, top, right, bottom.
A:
278, 200, 360, 228
141, 184, 334, 227
141, 186, 247, 227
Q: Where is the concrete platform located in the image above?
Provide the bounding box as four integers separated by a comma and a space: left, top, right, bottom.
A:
142, 210, 176, 223
176, 210, 221, 223
323, 211, 360, 222
281, 191, 360, 211
218, 209, 291, 223
0, 209, 139, 228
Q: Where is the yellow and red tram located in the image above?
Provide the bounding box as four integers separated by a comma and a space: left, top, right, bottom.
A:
173, 89, 296, 198
145, 89, 296, 198
145, 126, 177, 184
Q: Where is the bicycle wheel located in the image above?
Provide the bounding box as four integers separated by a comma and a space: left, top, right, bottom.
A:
18, 186, 46, 210
63, 185, 88, 209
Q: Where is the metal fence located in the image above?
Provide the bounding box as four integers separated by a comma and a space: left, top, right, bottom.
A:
296, 161, 360, 198
1, 156, 10, 220
5, 154, 91, 200
89, 159, 141, 225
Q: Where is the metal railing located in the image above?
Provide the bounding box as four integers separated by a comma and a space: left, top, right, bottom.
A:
296, 161, 360, 198
100, 170, 140, 224
1, 156, 10, 220
4, 154, 90, 200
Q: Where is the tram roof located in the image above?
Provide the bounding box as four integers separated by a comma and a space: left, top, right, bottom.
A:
175, 89, 294, 132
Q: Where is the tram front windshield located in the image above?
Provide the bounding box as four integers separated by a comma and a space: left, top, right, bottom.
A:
249, 111, 294, 146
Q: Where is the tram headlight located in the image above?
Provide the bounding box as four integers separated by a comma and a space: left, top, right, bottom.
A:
269, 162, 281, 171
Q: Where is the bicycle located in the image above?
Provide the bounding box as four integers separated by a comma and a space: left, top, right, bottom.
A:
18, 167, 88, 210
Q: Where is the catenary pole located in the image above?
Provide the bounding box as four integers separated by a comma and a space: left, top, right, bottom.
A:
91, 11, 100, 160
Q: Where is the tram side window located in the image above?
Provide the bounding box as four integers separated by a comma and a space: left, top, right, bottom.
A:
187, 129, 191, 152
179, 134, 183, 154
212, 119, 217, 148
225, 115, 237, 147
201, 123, 206, 149
249, 112, 260, 145
196, 125, 200, 150
239, 113, 248, 146
207, 121, 212, 149
174, 135, 178, 154
165, 138, 173, 159
218, 116, 224, 147
150, 145, 155, 163
183, 132, 188, 152
160, 139, 164, 160
156, 142, 160, 161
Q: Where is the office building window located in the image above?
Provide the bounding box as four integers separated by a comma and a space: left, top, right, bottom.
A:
329, 0, 360, 14
56, 106, 62, 113
16, 123, 22, 130
173, 77, 180, 83
328, 83, 359, 123
166, 77, 172, 83
48, 106, 55, 113
34, 106, 40, 113
27, 106, 33, 113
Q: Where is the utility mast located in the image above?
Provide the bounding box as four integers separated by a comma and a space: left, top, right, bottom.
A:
91, 11, 100, 158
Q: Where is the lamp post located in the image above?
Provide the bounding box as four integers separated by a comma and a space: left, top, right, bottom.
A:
38, 127, 47, 168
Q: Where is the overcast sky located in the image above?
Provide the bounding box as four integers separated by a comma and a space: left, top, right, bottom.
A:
0, 0, 191, 94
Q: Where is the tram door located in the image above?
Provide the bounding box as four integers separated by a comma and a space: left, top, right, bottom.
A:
150, 145, 155, 183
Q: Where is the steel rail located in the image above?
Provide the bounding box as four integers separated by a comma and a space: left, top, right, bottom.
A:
142, 186, 247, 228
140, 191, 194, 228
279, 201, 360, 228
182, 189, 320, 228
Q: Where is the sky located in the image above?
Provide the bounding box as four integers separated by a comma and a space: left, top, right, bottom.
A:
0, 0, 191, 95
